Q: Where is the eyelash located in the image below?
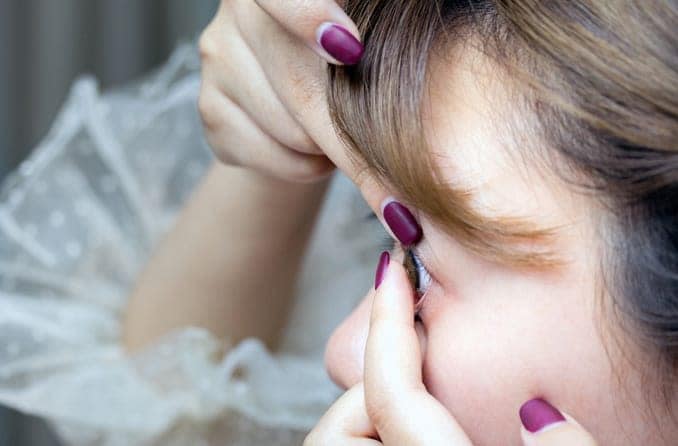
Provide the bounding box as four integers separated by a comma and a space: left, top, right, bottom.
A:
378, 234, 433, 307
378, 233, 396, 251
368, 211, 433, 312
405, 247, 433, 299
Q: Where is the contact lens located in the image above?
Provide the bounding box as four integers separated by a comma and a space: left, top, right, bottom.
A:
403, 248, 432, 309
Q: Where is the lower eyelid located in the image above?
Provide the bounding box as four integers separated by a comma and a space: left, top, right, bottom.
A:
418, 266, 432, 294
414, 276, 432, 313
386, 244, 437, 302
413, 251, 443, 312
413, 248, 440, 284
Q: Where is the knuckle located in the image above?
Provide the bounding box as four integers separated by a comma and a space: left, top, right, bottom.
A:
293, 158, 332, 182
199, 0, 231, 61
198, 28, 218, 62
285, 130, 317, 154
197, 89, 219, 131
213, 148, 241, 168
208, 133, 245, 168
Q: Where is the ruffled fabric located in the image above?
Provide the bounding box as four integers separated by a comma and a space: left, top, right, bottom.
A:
0, 44, 386, 445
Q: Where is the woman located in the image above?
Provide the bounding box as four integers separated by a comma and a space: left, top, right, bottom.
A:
0, 0, 675, 445
184, 0, 676, 444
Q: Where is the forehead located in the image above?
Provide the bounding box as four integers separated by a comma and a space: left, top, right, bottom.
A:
421, 44, 581, 230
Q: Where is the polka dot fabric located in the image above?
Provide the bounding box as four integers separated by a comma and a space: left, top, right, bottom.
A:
0, 44, 384, 445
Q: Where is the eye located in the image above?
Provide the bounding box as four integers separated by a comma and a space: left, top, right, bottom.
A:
403, 248, 432, 309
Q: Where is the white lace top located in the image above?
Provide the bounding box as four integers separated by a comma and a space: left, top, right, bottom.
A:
0, 44, 385, 446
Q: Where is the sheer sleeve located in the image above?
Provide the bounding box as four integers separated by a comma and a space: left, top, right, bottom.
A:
0, 44, 385, 445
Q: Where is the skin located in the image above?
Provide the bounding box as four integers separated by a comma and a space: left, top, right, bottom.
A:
308, 258, 597, 445
322, 43, 668, 445
124, 1, 672, 444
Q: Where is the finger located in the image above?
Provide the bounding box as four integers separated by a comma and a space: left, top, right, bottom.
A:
305, 384, 381, 445
366, 255, 423, 391
519, 399, 597, 446
240, 0, 387, 210
254, 0, 364, 65
199, 83, 335, 183
233, 1, 378, 195
364, 255, 473, 445
199, 14, 323, 155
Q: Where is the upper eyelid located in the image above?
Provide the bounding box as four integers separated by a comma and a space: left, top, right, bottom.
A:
369, 211, 436, 272
370, 203, 562, 269
408, 239, 443, 285
414, 241, 440, 269
411, 246, 435, 277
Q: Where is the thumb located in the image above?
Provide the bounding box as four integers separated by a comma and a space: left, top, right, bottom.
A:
520, 398, 597, 446
253, 0, 364, 65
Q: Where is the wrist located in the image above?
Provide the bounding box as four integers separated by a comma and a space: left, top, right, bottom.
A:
205, 161, 331, 229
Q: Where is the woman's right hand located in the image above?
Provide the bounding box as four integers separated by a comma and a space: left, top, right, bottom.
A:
198, 0, 364, 184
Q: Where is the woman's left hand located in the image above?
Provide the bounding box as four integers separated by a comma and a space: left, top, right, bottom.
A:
305, 257, 598, 446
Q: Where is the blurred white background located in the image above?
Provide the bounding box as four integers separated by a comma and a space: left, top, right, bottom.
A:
0, 1, 218, 444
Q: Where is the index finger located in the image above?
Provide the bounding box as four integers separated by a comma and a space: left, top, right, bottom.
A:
254, 0, 364, 65
245, 0, 385, 209
364, 258, 473, 445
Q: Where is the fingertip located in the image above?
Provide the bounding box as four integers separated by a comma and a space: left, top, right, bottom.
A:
256, 0, 363, 65
519, 399, 597, 446
374, 251, 390, 290
519, 398, 566, 434
370, 257, 417, 326
315, 21, 364, 65
316, 0, 365, 65
364, 254, 425, 414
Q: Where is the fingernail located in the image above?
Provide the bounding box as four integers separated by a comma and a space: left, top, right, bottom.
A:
375, 251, 390, 290
382, 199, 423, 246
519, 398, 566, 433
316, 22, 364, 65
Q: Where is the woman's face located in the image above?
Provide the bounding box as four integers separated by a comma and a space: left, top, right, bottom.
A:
324, 45, 657, 445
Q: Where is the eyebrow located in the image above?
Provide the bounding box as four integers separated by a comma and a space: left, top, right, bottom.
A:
342, 132, 565, 269
426, 199, 566, 270
376, 165, 567, 270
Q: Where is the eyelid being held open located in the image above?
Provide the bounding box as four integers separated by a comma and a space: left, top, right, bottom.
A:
403, 247, 433, 313
376, 233, 434, 315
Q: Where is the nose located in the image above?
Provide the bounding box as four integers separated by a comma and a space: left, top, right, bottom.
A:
324, 291, 373, 389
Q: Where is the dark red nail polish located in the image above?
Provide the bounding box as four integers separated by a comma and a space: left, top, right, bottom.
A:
519, 398, 566, 433
318, 23, 364, 65
383, 201, 422, 246
375, 251, 390, 289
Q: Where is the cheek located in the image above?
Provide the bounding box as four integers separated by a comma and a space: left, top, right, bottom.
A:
324, 292, 373, 389
421, 298, 535, 444
420, 278, 615, 445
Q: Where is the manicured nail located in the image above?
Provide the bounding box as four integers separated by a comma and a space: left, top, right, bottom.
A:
382, 199, 423, 246
375, 251, 390, 290
316, 22, 364, 65
519, 398, 566, 433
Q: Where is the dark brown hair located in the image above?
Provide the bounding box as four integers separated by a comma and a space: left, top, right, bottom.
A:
327, 0, 678, 410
